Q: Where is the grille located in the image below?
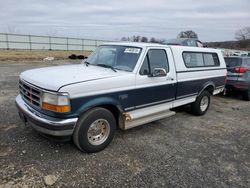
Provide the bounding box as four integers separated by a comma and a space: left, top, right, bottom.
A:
19, 80, 41, 107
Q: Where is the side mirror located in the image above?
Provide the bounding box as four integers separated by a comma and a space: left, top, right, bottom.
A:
149, 68, 167, 77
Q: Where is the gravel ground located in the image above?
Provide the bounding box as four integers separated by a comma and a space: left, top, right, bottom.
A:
0, 60, 249, 187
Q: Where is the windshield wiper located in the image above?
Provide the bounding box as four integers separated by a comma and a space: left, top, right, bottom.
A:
96, 64, 117, 72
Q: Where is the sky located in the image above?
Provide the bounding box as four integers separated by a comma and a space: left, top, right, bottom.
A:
0, 0, 249, 42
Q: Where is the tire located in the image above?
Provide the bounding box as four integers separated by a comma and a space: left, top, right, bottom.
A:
242, 89, 250, 101
73, 107, 116, 153
191, 90, 211, 116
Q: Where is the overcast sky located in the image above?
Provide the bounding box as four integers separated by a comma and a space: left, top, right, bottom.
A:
0, 0, 249, 42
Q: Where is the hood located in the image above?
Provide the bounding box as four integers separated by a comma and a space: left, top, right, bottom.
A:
20, 64, 125, 91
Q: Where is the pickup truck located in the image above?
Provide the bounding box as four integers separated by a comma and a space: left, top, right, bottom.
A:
16, 42, 226, 153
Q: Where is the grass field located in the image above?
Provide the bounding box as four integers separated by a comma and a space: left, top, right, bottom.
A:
0, 50, 92, 61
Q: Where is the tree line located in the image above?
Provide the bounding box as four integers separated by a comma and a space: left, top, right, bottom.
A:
121, 26, 250, 45
121, 26, 250, 50
120, 30, 199, 43
121, 36, 162, 43
206, 26, 250, 50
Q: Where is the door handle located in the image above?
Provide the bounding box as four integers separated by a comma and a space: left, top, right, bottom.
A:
166, 77, 174, 81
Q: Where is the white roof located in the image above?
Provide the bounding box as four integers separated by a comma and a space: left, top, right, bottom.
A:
102, 41, 221, 53
102, 41, 169, 48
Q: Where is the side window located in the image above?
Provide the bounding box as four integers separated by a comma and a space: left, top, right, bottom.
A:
183, 52, 204, 67
203, 54, 214, 66
203, 53, 220, 66
212, 54, 220, 66
183, 52, 220, 67
139, 56, 150, 75
140, 49, 169, 75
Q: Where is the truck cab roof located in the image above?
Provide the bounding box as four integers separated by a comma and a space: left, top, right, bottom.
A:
102, 42, 169, 48
102, 42, 219, 53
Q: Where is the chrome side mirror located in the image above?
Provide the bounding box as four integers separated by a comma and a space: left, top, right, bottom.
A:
150, 68, 167, 77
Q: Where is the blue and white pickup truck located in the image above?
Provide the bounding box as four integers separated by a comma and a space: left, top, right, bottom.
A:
16, 42, 226, 152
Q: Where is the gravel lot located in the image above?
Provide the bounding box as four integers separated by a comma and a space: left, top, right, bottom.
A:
0, 60, 249, 187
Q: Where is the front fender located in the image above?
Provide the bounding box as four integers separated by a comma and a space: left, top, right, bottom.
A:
71, 96, 124, 116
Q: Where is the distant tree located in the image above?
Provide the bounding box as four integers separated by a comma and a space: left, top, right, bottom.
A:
238, 40, 249, 48
141, 36, 148, 42
157, 38, 165, 43
204, 39, 250, 50
178, 30, 198, 39
120, 36, 160, 43
121, 37, 129, 41
131, 35, 140, 42
235, 27, 250, 40
149, 37, 157, 43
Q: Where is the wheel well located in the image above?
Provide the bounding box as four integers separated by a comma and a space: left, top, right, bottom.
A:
98, 104, 121, 127
204, 85, 214, 95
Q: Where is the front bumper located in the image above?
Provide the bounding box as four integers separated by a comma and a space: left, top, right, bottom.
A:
15, 95, 78, 136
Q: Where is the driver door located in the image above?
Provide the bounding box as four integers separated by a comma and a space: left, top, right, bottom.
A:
135, 47, 176, 108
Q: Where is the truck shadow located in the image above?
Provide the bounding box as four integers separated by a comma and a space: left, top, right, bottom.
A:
218, 91, 245, 101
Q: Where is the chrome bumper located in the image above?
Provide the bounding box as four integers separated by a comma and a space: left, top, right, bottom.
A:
15, 95, 78, 136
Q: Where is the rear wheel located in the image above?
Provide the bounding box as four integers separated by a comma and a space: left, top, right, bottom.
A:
73, 107, 116, 153
242, 89, 250, 101
191, 91, 211, 116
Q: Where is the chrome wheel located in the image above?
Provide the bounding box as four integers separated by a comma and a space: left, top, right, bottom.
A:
87, 119, 110, 146
200, 96, 209, 112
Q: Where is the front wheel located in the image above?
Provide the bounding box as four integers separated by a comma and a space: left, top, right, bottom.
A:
191, 91, 211, 116
73, 107, 116, 153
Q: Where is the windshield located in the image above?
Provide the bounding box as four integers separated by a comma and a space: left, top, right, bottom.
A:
85, 45, 142, 72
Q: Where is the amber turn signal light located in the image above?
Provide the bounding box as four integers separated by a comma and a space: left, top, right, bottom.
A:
42, 102, 71, 113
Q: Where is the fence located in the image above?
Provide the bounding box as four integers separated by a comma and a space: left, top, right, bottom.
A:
0, 33, 113, 51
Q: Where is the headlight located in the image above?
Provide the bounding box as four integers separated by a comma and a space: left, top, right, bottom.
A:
41, 92, 71, 113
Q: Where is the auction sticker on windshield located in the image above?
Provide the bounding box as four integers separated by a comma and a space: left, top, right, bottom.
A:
124, 48, 140, 54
